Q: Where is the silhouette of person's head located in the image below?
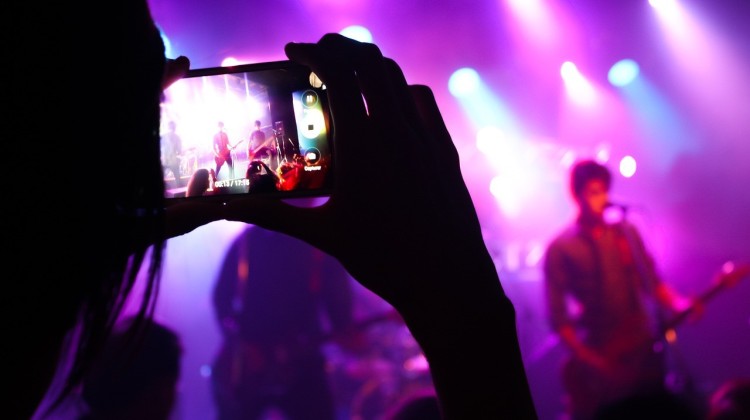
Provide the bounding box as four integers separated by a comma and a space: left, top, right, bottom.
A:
570, 159, 611, 199
246, 161, 278, 193
569, 159, 612, 219
186, 168, 213, 197
81, 317, 183, 420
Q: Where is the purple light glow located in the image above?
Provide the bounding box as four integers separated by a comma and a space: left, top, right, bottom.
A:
651, 0, 750, 143
506, 0, 558, 46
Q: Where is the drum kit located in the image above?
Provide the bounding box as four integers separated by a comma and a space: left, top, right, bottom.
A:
178, 147, 199, 178
325, 319, 435, 420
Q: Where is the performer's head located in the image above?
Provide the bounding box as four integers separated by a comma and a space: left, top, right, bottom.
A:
570, 159, 611, 220
254, 120, 261, 129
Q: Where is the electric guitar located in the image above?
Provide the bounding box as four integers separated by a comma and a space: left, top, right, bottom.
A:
562, 261, 750, 414
215, 138, 244, 160
660, 261, 750, 339
247, 136, 276, 161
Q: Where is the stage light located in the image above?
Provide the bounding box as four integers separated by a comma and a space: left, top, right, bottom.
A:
608, 59, 640, 87
221, 57, 241, 67
339, 25, 373, 43
561, 150, 577, 168
619, 155, 637, 178
649, 0, 678, 12
490, 175, 524, 218
448, 67, 481, 97
560, 61, 595, 105
595, 146, 611, 163
560, 61, 578, 79
476, 126, 507, 156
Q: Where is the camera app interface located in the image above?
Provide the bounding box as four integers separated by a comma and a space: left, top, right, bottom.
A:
159, 64, 332, 199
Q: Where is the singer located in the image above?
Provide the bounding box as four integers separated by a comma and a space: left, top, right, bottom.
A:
542, 159, 693, 420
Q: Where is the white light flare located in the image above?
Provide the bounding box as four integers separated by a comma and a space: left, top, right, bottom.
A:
619, 155, 637, 178
561, 61, 596, 105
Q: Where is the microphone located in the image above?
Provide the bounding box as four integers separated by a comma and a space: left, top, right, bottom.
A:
605, 202, 629, 211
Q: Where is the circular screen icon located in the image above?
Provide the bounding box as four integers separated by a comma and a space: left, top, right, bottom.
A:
301, 90, 319, 108
303, 147, 321, 165
300, 108, 324, 139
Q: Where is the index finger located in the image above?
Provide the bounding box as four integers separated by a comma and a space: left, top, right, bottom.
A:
162, 56, 190, 90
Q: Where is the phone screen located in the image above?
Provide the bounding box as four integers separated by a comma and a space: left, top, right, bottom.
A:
159, 61, 333, 202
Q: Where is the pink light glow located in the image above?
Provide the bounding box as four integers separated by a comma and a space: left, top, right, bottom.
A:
500, 0, 586, 83
560, 61, 596, 106
651, 0, 750, 142
506, 0, 559, 47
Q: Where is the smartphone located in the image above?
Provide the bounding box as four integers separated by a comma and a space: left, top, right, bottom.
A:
159, 60, 333, 203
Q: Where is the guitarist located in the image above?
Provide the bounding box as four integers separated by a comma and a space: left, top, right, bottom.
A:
213, 120, 236, 179
247, 119, 276, 165
543, 160, 695, 420
210, 225, 366, 420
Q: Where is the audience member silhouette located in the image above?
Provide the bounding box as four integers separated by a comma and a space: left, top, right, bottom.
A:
79, 317, 183, 420
186, 168, 217, 197
246, 160, 279, 194
17, 3, 189, 419
210, 226, 359, 420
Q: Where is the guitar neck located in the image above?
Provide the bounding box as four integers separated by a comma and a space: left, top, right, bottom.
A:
662, 282, 722, 332
661, 263, 749, 333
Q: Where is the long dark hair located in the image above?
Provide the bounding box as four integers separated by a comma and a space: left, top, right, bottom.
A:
42, 0, 169, 414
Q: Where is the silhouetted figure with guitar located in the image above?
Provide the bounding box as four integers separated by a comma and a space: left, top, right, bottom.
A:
542, 160, 717, 420
210, 225, 370, 420
247, 119, 276, 165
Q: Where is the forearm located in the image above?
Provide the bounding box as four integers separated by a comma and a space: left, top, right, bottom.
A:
397, 261, 537, 419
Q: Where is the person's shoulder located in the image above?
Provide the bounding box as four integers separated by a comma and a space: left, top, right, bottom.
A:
547, 223, 579, 248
